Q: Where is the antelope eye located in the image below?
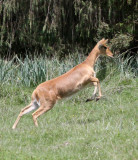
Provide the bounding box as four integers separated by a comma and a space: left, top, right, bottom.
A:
103, 46, 107, 49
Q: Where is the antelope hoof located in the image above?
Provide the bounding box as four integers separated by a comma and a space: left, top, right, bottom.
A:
95, 96, 102, 101
86, 98, 91, 102
85, 97, 95, 102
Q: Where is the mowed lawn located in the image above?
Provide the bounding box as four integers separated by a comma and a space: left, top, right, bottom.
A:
0, 76, 138, 160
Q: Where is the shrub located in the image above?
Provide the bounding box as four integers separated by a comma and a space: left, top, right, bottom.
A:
110, 33, 133, 53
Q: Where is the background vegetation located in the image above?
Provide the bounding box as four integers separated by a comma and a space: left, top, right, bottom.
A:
0, 0, 137, 57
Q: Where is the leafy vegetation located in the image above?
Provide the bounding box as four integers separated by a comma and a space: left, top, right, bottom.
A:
0, 0, 137, 57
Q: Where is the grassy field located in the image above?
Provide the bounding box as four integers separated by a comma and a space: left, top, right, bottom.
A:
0, 56, 138, 160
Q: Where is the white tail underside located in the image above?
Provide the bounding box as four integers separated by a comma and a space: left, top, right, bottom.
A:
22, 100, 40, 115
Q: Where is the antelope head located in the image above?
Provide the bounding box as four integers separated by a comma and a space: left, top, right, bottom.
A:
98, 38, 113, 58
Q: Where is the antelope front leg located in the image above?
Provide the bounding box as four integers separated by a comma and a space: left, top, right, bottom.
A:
86, 77, 102, 102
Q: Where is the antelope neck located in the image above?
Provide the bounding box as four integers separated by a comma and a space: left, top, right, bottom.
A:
84, 47, 100, 68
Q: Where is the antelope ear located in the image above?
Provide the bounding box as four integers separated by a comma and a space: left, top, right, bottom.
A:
100, 38, 105, 42
98, 38, 105, 44
104, 39, 108, 44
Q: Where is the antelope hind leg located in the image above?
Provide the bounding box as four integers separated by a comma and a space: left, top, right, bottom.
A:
12, 102, 37, 129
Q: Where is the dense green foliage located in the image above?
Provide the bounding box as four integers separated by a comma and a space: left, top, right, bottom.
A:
0, 0, 137, 57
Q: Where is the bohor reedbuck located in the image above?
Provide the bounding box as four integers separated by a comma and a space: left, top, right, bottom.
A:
12, 38, 113, 129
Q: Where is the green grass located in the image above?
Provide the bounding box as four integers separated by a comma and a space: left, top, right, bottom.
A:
0, 66, 138, 160
0, 55, 85, 87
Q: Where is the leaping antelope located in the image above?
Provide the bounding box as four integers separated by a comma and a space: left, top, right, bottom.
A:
12, 39, 113, 129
